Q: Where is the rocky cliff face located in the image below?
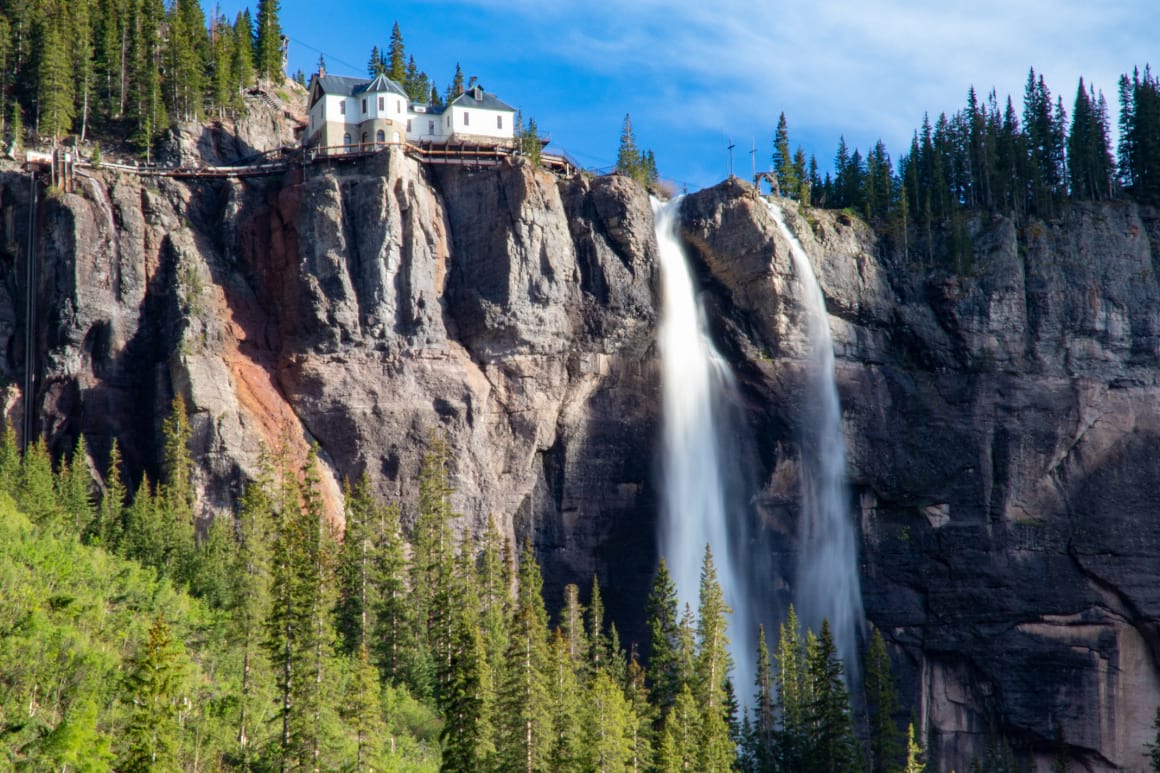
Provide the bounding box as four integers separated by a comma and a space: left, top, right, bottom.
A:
0, 143, 662, 641
6, 120, 1160, 771
681, 178, 1160, 772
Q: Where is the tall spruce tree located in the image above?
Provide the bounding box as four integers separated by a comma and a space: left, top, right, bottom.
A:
497, 539, 553, 773
646, 557, 682, 722
120, 614, 186, 772
36, 11, 74, 140
254, 0, 283, 85
866, 627, 903, 773
804, 620, 858, 773
388, 22, 406, 83
694, 545, 735, 772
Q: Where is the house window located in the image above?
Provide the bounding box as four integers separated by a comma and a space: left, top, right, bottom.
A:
397, 100, 402, 112
428, 120, 434, 135
378, 96, 384, 111
464, 111, 469, 126
362, 98, 367, 114
497, 115, 503, 129
361, 132, 368, 145
339, 101, 346, 115
376, 129, 385, 143
406, 119, 412, 132
343, 132, 351, 150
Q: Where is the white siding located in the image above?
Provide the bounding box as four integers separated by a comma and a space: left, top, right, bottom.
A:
446, 106, 514, 140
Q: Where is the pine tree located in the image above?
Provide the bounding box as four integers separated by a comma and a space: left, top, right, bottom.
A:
1147, 706, 1160, 773
905, 722, 926, 773
773, 112, 798, 198
866, 627, 903, 773
231, 11, 255, 103
0, 419, 19, 495
163, 0, 208, 122
37, 11, 74, 140
129, 0, 167, 159
694, 545, 735, 772
617, 113, 643, 182
336, 474, 374, 655
657, 684, 699, 772
441, 542, 493, 772
448, 62, 465, 99
388, 22, 406, 83
413, 433, 458, 704
20, 436, 62, 527
589, 575, 611, 673
343, 644, 383, 772
367, 45, 383, 77
8, 100, 23, 158
254, 0, 283, 85
57, 436, 95, 536
120, 614, 186, 772
547, 629, 586, 772
586, 669, 637, 773
497, 539, 553, 773
753, 625, 775, 772
804, 621, 858, 773
646, 557, 682, 722
159, 394, 196, 583
230, 452, 275, 766
190, 514, 234, 608
775, 605, 809, 772
208, 14, 235, 117
370, 498, 412, 685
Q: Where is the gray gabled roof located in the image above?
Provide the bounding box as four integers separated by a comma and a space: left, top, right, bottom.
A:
313, 74, 368, 97
313, 73, 408, 99
356, 73, 409, 98
447, 86, 515, 113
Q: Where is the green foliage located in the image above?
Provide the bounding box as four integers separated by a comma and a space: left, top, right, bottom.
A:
1147, 706, 1160, 773
517, 110, 544, 165
646, 557, 682, 722
616, 113, 660, 188
255, 0, 283, 84
1120, 66, 1160, 205
388, 22, 407, 83
904, 722, 926, 773
866, 627, 903, 773
120, 613, 187, 771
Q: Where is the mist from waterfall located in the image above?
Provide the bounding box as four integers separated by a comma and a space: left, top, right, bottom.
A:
653, 197, 763, 706
767, 200, 864, 683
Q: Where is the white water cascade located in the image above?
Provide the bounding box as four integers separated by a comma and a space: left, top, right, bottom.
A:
767, 201, 865, 682
654, 197, 760, 704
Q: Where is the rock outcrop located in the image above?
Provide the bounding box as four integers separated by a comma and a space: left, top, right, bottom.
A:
681, 180, 1160, 772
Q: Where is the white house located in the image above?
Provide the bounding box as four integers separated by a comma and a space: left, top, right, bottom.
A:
304, 68, 517, 150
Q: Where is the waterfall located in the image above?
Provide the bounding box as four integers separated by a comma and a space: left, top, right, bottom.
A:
653, 197, 761, 706
767, 200, 864, 683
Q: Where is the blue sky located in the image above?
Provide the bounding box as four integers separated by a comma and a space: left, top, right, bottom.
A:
223, 0, 1157, 192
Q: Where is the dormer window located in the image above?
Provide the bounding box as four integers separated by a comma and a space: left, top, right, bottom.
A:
378, 96, 384, 110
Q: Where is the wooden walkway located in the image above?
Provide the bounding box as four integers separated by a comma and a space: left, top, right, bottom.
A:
66, 140, 581, 181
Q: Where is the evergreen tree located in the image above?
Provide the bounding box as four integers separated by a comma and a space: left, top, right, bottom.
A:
8, 100, 23, 159
159, 394, 196, 583
773, 112, 797, 196
1147, 706, 1160, 773
905, 722, 926, 773
441, 541, 493, 772
370, 497, 412, 686
367, 45, 384, 77
804, 621, 858, 773
496, 539, 553, 773
646, 557, 682, 721
231, 11, 255, 103
657, 684, 699, 772
164, 0, 208, 122
120, 614, 186, 772
91, 439, 126, 546
20, 437, 60, 527
57, 436, 95, 536
229, 452, 275, 766
129, 0, 166, 158
336, 474, 374, 655
208, 14, 235, 117
448, 62, 465, 99
254, 0, 283, 85
388, 22, 406, 83
866, 627, 903, 773
343, 643, 382, 772
753, 624, 775, 772
37, 11, 74, 140
547, 629, 586, 772
586, 668, 637, 773
775, 605, 809, 772
413, 433, 458, 704
190, 514, 233, 608
589, 574, 611, 673
694, 545, 735, 772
